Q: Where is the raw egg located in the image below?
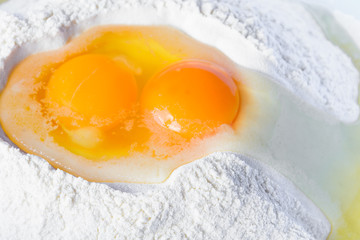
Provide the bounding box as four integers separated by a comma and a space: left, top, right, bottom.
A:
0, 26, 250, 183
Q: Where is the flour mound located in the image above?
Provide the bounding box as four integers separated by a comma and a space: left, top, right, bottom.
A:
0, 143, 330, 239
0, 0, 343, 239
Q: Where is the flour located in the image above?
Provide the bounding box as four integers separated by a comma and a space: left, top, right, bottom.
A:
0, 0, 357, 239
0, 143, 330, 239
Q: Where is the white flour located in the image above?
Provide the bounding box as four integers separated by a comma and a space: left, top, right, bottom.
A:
0, 0, 358, 239
0, 144, 329, 239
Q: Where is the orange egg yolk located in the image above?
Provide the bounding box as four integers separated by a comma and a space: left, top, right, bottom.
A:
141, 61, 240, 138
46, 54, 137, 130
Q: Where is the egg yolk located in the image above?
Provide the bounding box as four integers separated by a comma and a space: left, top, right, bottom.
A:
141, 61, 240, 138
46, 54, 137, 130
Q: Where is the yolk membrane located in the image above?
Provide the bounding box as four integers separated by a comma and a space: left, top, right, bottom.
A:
141, 61, 240, 138
46, 54, 137, 130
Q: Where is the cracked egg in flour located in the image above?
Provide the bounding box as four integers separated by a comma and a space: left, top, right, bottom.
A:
0, 25, 255, 183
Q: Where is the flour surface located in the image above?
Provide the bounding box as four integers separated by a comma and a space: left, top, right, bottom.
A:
0, 0, 354, 239
0, 144, 330, 239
